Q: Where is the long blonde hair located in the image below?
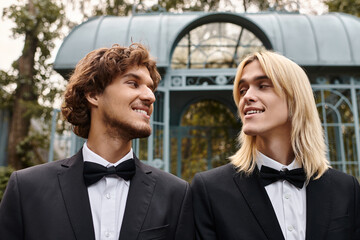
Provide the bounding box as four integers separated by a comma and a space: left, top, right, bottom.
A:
229, 51, 329, 181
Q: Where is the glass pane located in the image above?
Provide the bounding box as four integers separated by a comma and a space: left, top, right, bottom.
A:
153, 91, 164, 122
189, 49, 207, 69
343, 127, 357, 162
346, 164, 359, 177
152, 124, 164, 169
138, 138, 148, 161
171, 22, 266, 69
171, 48, 188, 69
170, 133, 179, 175
170, 100, 241, 182
326, 126, 343, 163
181, 131, 208, 182
315, 89, 353, 124
314, 84, 360, 178
331, 163, 343, 172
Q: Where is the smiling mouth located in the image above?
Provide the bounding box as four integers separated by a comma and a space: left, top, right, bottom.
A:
245, 110, 264, 115
134, 109, 149, 116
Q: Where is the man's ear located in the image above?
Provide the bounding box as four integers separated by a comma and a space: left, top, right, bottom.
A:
86, 92, 99, 107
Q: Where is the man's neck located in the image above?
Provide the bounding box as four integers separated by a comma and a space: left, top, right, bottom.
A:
256, 135, 294, 166
87, 131, 132, 164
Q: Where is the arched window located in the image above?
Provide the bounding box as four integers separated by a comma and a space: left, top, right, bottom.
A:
170, 100, 241, 181
171, 22, 266, 69
313, 76, 360, 177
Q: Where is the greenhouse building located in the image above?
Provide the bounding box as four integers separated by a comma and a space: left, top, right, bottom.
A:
52, 10, 360, 180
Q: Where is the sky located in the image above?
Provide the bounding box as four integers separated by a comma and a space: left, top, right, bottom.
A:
0, 0, 86, 71
0, 1, 24, 71
0, 0, 328, 72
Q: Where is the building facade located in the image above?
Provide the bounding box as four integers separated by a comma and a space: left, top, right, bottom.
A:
53, 11, 360, 180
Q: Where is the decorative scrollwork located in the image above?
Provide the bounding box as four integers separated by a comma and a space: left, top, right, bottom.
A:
186, 77, 198, 85
171, 76, 183, 87
316, 77, 327, 84
215, 75, 227, 85
186, 75, 233, 86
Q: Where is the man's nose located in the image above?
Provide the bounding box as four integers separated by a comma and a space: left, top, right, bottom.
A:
243, 87, 257, 104
140, 86, 156, 103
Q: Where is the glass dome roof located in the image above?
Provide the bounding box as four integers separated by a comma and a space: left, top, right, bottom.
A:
54, 11, 360, 77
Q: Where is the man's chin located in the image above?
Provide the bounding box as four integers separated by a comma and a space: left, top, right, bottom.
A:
134, 130, 152, 139
243, 128, 258, 136
131, 125, 152, 139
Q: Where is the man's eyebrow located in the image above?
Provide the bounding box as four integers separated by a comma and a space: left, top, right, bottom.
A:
122, 73, 141, 79
238, 75, 270, 85
123, 72, 155, 90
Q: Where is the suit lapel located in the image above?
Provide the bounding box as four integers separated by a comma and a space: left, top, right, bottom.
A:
58, 150, 95, 240
305, 172, 332, 240
233, 167, 284, 240
119, 157, 156, 240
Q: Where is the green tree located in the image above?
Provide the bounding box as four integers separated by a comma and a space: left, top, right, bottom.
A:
0, 0, 146, 171
91, 0, 133, 16
1, 0, 66, 169
243, 0, 270, 11
325, 0, 360, 17
0, 167, 14, 201
155, 0, 221, 11
148, 0, 272, 12
0, 0, 322, 171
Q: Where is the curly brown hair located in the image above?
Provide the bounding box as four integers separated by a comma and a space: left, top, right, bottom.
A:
61, 43, 161, 139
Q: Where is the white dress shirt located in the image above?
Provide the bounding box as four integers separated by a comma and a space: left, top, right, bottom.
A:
256, 152, 306, 240
82, 142, 132, 240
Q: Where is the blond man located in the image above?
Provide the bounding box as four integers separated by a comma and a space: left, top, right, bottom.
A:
191, 51, 360, 240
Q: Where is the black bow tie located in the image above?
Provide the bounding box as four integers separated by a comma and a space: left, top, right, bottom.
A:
83, 159, 136, 187
259, 165, 306, 189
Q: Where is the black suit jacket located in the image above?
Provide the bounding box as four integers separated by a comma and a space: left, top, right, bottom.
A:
191, 163, 360, 240
0, 150, 194, 240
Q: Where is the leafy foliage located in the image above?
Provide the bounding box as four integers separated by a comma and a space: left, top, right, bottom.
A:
1, 0, 67, 169
325, 0, 360, 17
0, 70, 16, 109
156, 0, 221, 12
91, 0, 133, 16
16, 126, 50, 168
0, 167, 14, 202
3, 0, 65, 47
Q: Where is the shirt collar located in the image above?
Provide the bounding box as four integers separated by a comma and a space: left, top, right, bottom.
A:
256, 151, 301, 171
82, 142, 134, 168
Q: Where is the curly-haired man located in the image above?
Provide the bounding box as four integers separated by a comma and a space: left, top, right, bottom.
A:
0, 43, 194, 240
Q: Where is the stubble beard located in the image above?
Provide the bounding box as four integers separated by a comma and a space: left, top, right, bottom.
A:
103, 110, 152, 141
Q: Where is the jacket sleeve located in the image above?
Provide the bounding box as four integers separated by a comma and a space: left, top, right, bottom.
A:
174, 182, 195, 240
0, 172, 24, 239
353, 176, 360, 240
191, 173, 218, 240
